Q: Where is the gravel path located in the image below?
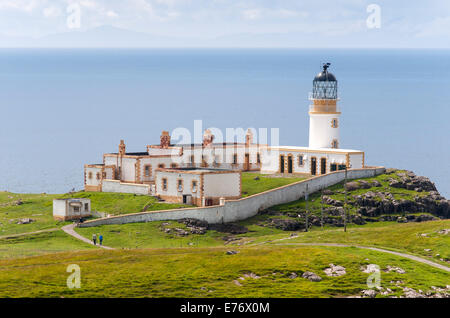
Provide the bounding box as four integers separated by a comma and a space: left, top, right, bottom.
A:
62, 224, 114, 250
276, 242, 450, 272
0, 228, 59, 240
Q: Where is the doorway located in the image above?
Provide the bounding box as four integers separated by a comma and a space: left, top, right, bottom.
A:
244, 153, 250, 171
311, 157, 317, 175
287, 155, 293, 173
280, 155, 285, 173
320, 158, 327, 175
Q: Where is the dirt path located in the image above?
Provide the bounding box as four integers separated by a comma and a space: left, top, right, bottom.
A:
275, 242, 450, 272
0, 228, 59, 240
61, 224, 114, 250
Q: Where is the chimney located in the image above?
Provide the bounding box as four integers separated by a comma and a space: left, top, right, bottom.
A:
245, 129, 254, 146
160, 131, 171, 148
119, 140, 126, 156
203, 129, 214, 147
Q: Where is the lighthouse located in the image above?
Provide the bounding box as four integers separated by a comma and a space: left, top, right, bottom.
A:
308, 63, 340, 149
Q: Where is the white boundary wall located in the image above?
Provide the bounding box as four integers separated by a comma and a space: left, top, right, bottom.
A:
79, 167, 385, 227
102, 179, 151, 195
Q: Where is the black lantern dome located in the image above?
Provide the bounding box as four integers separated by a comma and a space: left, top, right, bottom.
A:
312, 63, 337, 99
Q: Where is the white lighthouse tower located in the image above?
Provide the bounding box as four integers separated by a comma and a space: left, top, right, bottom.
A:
308, 63, 340, 149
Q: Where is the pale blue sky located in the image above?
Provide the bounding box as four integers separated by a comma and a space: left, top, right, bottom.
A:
0, 0, 449, 47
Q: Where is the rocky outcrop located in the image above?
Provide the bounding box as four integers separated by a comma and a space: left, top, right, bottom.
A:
302, 271, 322, 282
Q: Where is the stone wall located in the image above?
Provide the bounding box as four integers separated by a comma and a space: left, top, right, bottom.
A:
102, 179, 151, 195
79, 167, 385, 228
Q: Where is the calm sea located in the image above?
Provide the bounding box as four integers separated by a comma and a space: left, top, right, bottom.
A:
0, 49, 449, 197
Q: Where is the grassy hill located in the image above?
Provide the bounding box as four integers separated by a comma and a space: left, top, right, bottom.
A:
0, 245, 448, 298
0, 169, 448, 298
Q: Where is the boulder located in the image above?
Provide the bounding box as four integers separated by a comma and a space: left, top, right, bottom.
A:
345, 182, 360, 191
302, 271, 322, 282
324, 264, 346, 277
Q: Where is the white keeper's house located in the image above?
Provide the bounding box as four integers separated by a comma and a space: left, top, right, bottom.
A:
84, 64, 365, 206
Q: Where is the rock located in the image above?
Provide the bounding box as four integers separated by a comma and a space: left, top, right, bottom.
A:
361, 264, 379, 273
345, 182, 360, 191
403, 287, 425, 298
242, 273, 260, 279
322, 189, 334, 195
324, 264, 346, 277
424, 249, 432, 252
173, 228, 189, 236
362, 289, 377, 298
16, 218, 34, 224
322, 196, 343, 206
437, 229, 450, 235
371, 180, 382, 187
232, 280, 242, 286
397, 217, 408, 223
209, 223, 248, 234
289, 272, 298, 279
226, 250, 239, 255
302, 271, 322, 282
359, 180, 372, 189
269, 218, 305, 231
384, 266, 406, 274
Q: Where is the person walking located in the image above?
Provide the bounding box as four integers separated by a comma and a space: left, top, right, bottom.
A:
99, 234, 103, 246
92, 233, 97, 245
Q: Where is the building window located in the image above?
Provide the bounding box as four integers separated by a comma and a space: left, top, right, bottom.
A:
330, 163, 337, 172
298, 155, 304, 166
144, 165, 152, 177
338, 164, 346, 170
192, 180, 198, 193
171, 163, 178, 168
331, 118, 338, 128
158, 163, 165, 169
162, 178, 168, 191
331, 139, 339, 149
73, 206, 80, 213
102, 171, 107, 178
84, 203, 89, 211
177, 179, 183, 192
190, 155, 195, 164
88, 172, 93, 179
257, 153, 261, 164
96, 172, 101, 180
233, 154, 238, 164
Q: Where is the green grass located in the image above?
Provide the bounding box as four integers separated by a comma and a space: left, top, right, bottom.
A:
0, 245, 447, 298
277, 220, 450, 265
62, 192, 192, 215
0, 192, 66, 236
0, 230, 93, 259
0, 191, 191, 236
75, 221, 227, 249
241, 173, 306, 197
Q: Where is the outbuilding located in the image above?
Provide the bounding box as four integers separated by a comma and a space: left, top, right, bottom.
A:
53, 198, 91, 221
155, 167, 241, 206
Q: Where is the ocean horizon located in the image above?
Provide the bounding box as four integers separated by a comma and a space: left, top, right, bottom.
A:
0, 48, 449, 197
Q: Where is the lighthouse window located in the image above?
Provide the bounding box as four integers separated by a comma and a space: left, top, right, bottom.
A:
233, 154, 238, 164
331, 139, 339, 149
331, 118, 338, 128
144, 165, 152, 177
298, 155, 304, 166
162, 178, 168, 191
